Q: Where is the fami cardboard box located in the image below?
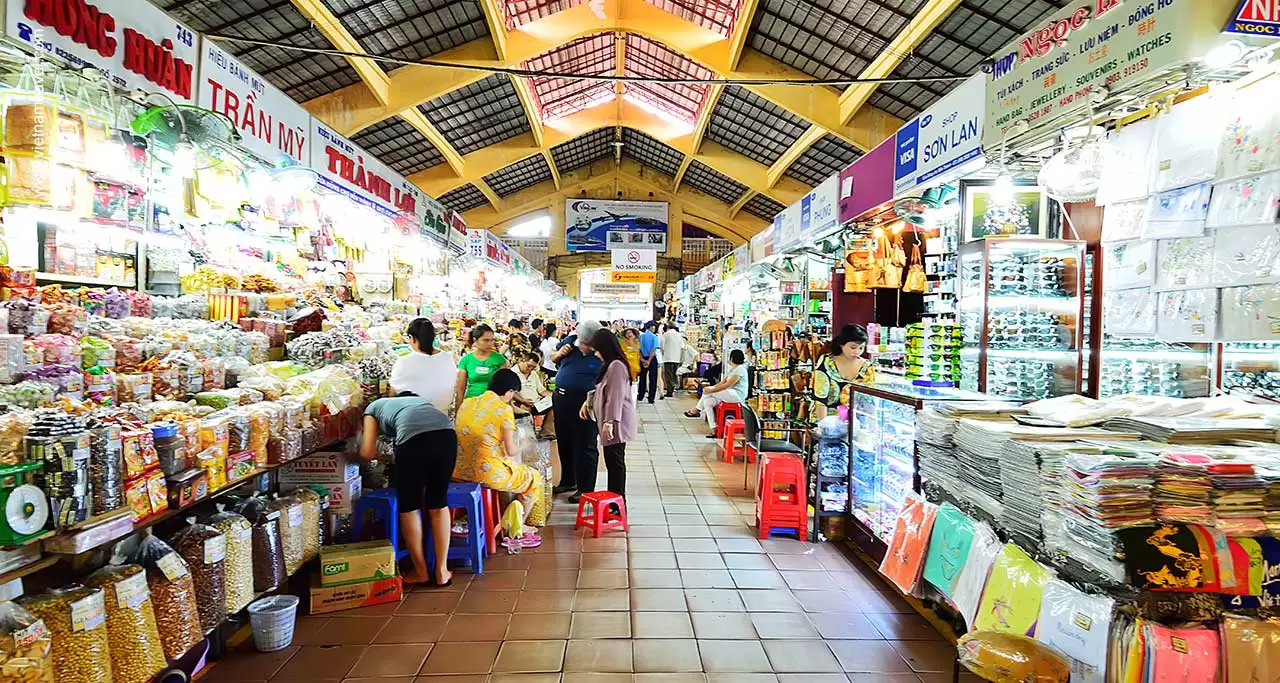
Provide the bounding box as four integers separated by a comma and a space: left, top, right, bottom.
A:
310, 575, 403, 614
319, 540, 397, 587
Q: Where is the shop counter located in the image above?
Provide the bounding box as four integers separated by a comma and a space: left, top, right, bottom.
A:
845, 377, 993, 560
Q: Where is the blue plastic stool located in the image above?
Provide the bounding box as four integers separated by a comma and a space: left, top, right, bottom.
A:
425, 482, 486, 574
352, 488, 408, 561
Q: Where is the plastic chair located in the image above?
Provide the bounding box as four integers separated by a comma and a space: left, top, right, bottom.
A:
740, 404, 807, 491
425, 482, 486, 574
574, 491, 628, 537
714, 401, 743, 438
721, 418, 748, 463
482, 486, 502, 555
755, 452, 807, 540
352, 488, 408, 561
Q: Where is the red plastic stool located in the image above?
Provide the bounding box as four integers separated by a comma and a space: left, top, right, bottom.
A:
714, 402, 743, 438
481, 487, 502, 555
755, 453, 807, 540
721, 418, 748, 463
574, 491, 628, 538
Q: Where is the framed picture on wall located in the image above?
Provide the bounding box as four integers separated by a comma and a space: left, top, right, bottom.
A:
961, 179, 1056, 242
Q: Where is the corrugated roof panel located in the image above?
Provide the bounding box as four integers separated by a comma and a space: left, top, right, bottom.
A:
526, 34, 616, 120
484, 155, 554, 197
320, 0, 489, 66
350, 117, 447, 176
551, 129, 616, 173
682, 161, 748, 205
621, 129, 685, 177
785, 133, 861, 187
624, 36, 713, 125
439, 184, 489, 213
644, 0, 742, 37
742, 194, 785, 222
502, 0, 586, 29
706, 87, 808, 166
419, 75, 532, 155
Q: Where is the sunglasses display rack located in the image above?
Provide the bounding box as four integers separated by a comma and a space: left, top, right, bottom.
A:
1098, 339, 1212, 399
957, 238, 1085, 400
1221, 342, 1280, 400
904, 322, 961, 386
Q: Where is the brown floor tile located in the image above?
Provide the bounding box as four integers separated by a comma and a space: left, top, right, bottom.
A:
561, 674, 635, 683
806, 613, 883, 639
845, 675, 921, 683
690, 612, 758, 639
471, 570, 528, 590
571, 611, 633, 638
633, 611, 695, 639
373, 615, 449, 643
889, 639, 958, 673
398, 591, 463, 615
529, 554, 582, 570
854, 589, 916, 614
775, 675, 851, 683
723, 554, 775, 570
506, 612, 572, 640
632, 588, 689, 611
579, 569, 631, 589
492, 640, 567, 673
697, 640, 773, 673
575, 588, 631, 611
484, 553, 535, 571
864, 612, 947, 641
583, 537, 629, 553
564, 639, 634, 672
634, 639, 704, 673
630, 551, 679, 569
750, 613, 820, 639
827, 640, 914, 673
627, 525, 671, 537
347, 643, 432, 677
199, 645, 298, 682
582, 553, 630, 569
301, 616, 388, 645
794, 590, 861, 613
456, 590, 520, 613
418, 641, 502, 675
271, 645, 364, 681
516, 589, 577, 612
762, 641, 842, 673
706, 674, 779, 683
488, 675, 563, 683
288, 617, 330, 645
439, 613, 511, 641
524, 569, 581, 589
635, 674, 709, 683
685, 589, 746, 612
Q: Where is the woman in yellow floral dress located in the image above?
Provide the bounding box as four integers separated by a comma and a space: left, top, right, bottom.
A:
812, 324, 875, 418
454, 368, 544, 530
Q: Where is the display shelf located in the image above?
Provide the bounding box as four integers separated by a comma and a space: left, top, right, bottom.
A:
1099, 338, 1211, 398
0, 556, 57, 585
1221, 341, 1280, 400
35, 272, 138, 288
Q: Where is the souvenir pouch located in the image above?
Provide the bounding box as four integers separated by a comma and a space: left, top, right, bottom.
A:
1103, 239, 1156, 290
1120, 523, 1210, 591
973, 543, 1053, 636
1036, 579, 1114, 683
1218, 79, 1280, 180
878, 494, 937, 595
1155, 237, 1215, 291
1207, 170, 1280, 229
1101, 199, 1148, 243
1097, 118, 1157, 206
1220, 283, 1280, 341
1223, 536, 1279, 610
1143, 622, 1220, 683
922, 503, 975, 600
1151, 92, 1228, 193
1103, 287, 1157, 336
1156, 288, 1217, 342
1143, 182, 1210, 239
1222, 614, 1280, 683
953, 522, 1001, 629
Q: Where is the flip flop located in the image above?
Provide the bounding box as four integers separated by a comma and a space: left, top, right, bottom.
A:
430, 572, 454, 588
518, 532, 543, 548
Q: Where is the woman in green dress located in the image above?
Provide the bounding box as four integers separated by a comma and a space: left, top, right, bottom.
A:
454, 324, 508, 411
812, 324, 875, 417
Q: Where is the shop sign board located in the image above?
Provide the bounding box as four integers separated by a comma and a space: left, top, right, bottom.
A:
311, 120, 421, 219
610, 247, 656, 276
983, 0, 1234, 146
6, 0, 199, 101
1226, 0, 1280, 35
731, 244, 750, 277
838, 139, 896, 224
446, 212, 467, 254
467, 230, 485, 260
750, 222, 775, 262
773, 200, 803, 253
565, 199, 668, 252
799, 175, 840, 242
592, 283, 642, 296
198, 41, 308, 164
893, 75, 985, 195
417, 195, 453, 248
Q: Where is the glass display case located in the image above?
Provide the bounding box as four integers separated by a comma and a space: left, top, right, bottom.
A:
845, 378, 991, 559
1221, 342, 1280, 400
1099, 337, 1212, 398
959, 238, 1086, 399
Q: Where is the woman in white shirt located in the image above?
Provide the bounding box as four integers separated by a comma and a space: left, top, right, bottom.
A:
685, 349, 749, 437
538, 323, 560, 376
390, 319, 458, 412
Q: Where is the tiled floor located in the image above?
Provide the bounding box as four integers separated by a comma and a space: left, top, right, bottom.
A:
203, 397, 973, 683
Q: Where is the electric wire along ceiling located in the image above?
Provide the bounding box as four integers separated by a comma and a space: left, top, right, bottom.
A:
151, 0, 1070, 238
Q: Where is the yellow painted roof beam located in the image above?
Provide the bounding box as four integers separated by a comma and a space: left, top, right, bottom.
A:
473, 179, 504, 211
766, 125, 825, 188
728, 191, 754, 218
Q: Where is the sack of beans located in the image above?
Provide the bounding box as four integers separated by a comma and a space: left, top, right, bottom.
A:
84, 564, 166, 683
168, 519, 227, 633
130, 533, 201, 661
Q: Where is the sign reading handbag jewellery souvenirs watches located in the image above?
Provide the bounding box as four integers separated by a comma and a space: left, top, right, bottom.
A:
8, 0, 200, 102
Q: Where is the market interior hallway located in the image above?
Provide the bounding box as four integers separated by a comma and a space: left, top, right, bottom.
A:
203, 397, 977, 682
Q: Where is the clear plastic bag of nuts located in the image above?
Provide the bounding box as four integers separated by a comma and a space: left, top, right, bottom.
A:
168, 518, 227, 633
17, 585, 112, 683
202, 504, 254, 613
234, 496, 285, 593
265, 494, 305, 576
130, 533, 201, 661
0, 581, 54, 683
84, 564, 167, 683
293, 488, 322, 563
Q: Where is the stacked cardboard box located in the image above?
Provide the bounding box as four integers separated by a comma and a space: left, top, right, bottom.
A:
310, 540, 401, 614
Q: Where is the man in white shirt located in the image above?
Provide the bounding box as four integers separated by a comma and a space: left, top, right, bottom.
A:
660, 323, 684, 399
538, 322, 560, 376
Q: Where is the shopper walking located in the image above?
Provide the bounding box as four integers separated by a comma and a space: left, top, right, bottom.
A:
637, 321, 660, 404
455, 324, 508, 411
660, 323, 684, 398
538, 323, 560, 377
586, 328, 636, 497
358, 394, 457, 586
389, 318, 456, 412
550, 320, 603, 503
685, 348, 750, 437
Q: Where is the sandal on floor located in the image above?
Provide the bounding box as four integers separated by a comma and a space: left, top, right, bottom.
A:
518, 532, 543, 548
683, 410, 701, 418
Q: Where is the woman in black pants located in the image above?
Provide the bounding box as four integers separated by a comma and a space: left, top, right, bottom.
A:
358, 393, 457, 586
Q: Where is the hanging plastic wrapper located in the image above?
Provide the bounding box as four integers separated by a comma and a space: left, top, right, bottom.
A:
129, 532, 200, 661
957, 632, 1071, 683
952, 521, 1001, 629
0, 585, 54, 682
1033, 579, 1113, 683
83, 564, 166, 683
973, 543, 1054, 636
1, 64, 58, 207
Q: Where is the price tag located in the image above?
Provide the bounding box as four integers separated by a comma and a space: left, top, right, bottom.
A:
70, 591, 105, 633
156, 552, 189, 580
115, 572, 150, 610
204, 535, 227, 564
287, 505, 303, 529
13, 620, 48, 649
237, 526, 252, 542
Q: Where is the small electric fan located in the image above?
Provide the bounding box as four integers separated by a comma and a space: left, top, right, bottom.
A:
131, 104, 245, 170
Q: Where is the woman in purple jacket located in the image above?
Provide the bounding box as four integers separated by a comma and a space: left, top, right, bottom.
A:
582, 328, 637, 496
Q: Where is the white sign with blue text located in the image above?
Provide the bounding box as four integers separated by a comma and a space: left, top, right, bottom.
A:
799, 175, 840, 239
894, 75, 985, 195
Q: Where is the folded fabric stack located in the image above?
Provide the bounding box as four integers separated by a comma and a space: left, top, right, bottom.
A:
1154, 451, 1268, 534
1000, 440, 1056, 548
1153, 452, 1217, 526
954, 419, 1010, 520
1055, 449, 1159, 582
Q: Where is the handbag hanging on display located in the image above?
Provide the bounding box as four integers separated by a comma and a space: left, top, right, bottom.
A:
876, 233, 903, 289
903, 242, 928, 294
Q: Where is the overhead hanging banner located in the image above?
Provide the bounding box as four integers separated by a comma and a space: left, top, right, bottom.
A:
983, 0, 1234, 146
1226, 0, 1280, 35
773, 202, 802, 253
311, 120, 422, 219
198, 40, 309, 164
750, 222, 775, 262
838, 138, 895, 224
565, 199, 668, 252
894, 75, 985, 195
6, 0, 199, 101
799, 175, 840, 241
731, 244, 750, 277
610, 248, 657, 283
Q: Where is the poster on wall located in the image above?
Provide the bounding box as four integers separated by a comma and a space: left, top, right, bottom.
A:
961, 180, 1054, 242
199, 41, 309, 164
565, 199, 668, 252
310, 119, 422, 219
6, 0, 200, 101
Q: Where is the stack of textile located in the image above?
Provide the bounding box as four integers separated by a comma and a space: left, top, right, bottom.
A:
1054, 448, 1159, 582
1154, 452, 1268, 534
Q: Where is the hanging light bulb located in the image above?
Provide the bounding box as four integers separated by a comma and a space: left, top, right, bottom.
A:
173, 134, 196, 178
991, 173, 1016, 204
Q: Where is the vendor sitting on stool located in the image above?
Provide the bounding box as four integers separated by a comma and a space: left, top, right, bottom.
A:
684, 349, 750, 438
